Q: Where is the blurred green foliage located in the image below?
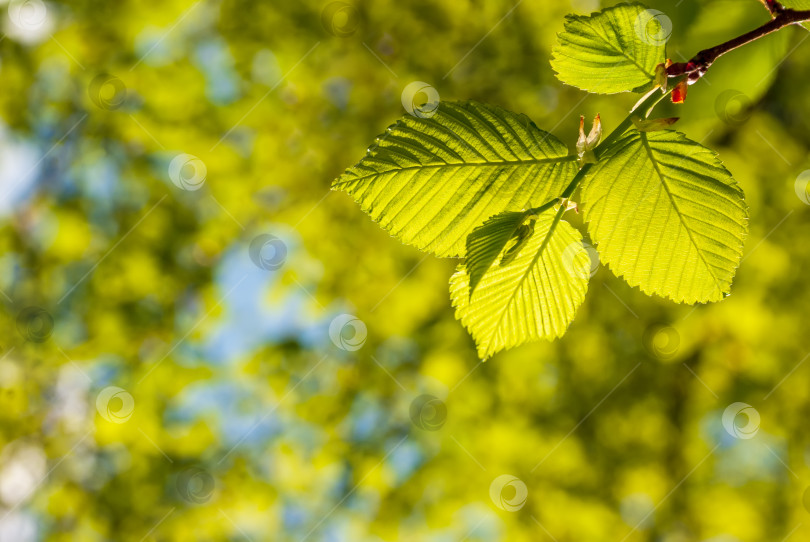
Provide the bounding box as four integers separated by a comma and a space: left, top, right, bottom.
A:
1, 0, 810, 540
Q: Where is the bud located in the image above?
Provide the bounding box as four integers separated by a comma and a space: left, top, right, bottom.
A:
577, 114, 601, 166
586, 114, 602, 149
576, 115, 587, 158
559, 197, 579, 213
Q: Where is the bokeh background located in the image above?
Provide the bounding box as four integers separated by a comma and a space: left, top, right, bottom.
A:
1, 0, 809, 540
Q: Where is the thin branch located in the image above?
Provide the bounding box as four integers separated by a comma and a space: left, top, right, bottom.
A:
531, 3, 809, 212
667, 7, 810, 81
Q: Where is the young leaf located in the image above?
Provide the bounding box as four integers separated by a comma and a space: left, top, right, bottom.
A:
551, 3, 668, 94
450, 211, 590, 359
466, 210, 534, 296
581, 129, 748, 304
332, 101, 577, 257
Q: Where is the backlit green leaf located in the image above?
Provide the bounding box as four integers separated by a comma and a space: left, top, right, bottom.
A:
551, 3, 668, 94
332, 101, 577, 257
451, 211, 590, 359
465, 210, 535, 296
781, 0, 810, 8
581, 129, 748, 304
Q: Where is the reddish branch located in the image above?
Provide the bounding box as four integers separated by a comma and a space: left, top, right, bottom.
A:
666, 5, 810, 82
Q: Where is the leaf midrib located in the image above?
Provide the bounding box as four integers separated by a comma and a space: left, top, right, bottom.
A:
338, 155, 577, 184
486, 210, 564, 348
580, 15, 652, 80
639, 133, 724, 296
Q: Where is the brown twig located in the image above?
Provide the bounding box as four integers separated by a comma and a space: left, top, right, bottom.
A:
666, 7, 810, 82
759, 0, 786, 16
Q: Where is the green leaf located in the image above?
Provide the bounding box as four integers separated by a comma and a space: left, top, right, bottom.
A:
450, 211, 590, 359
551, 3, 668, 94
332, 101, 578, 257
581, 129, 748, 304
781, 0, 810, 8
465, 210, 535, 296
632, 116, 679, 132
